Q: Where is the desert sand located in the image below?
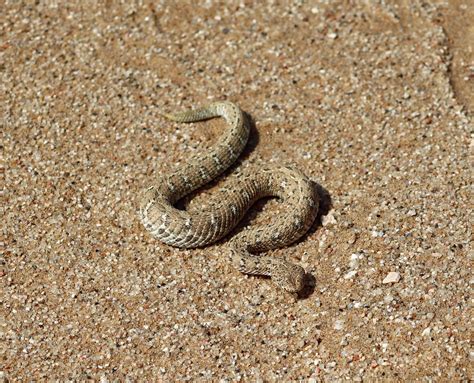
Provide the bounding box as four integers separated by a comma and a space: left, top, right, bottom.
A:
2, 1, 472, 381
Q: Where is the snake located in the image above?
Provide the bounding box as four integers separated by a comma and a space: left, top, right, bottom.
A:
139, 101, 319, 293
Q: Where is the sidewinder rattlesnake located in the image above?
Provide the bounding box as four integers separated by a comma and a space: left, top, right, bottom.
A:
139, 101, 319, 293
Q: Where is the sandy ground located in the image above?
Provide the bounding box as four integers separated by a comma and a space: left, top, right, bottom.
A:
2, 1, 473, 381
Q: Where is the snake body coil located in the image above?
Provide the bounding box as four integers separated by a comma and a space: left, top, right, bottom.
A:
139, 102, 318, 293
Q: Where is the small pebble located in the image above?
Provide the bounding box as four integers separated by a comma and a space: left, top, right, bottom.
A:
334, 320, 345, 330
371, 230, 385, 238
322, 211, 337, 226
344, 270, 357, 279
422, 327, 431, 337
407, 209, 417, 217
383, 272, 401, 284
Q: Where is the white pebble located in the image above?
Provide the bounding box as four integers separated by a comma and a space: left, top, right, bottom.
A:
371, 230, 384, 237
344, 270, 357, 279
383, 272, 400, 284
407, 209, 417, 217
334, 319, 344, 330
422, 327, 431, 337
322, 211, 337, 226
349, 253, 360, 268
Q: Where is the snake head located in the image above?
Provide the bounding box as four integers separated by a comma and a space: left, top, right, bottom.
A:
272, 260, 306, 293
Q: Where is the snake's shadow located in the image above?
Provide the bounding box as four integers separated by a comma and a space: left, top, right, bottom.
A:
296, 181, 332, 299
239, 112, 260, 163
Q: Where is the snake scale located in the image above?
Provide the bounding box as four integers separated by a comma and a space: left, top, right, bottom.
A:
139, 101, 319, 293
